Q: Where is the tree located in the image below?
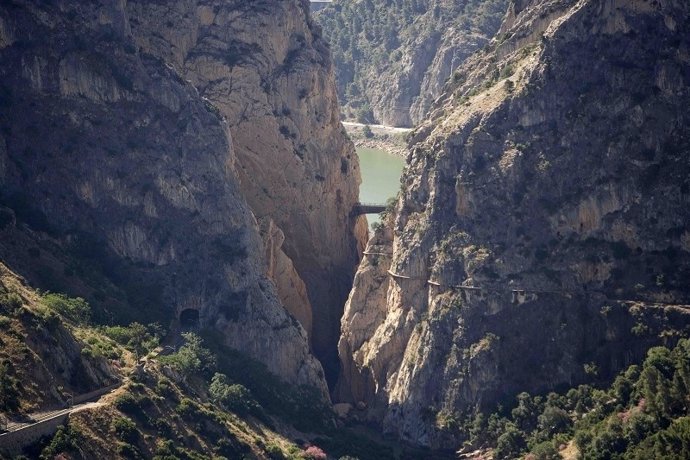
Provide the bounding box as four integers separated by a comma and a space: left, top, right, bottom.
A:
42, 293, 90, 324
160, 332, 215, 378
494, 424, 526, 459
209, 373, 262, 417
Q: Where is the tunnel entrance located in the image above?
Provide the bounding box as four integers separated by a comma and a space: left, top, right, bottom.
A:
179, 308, 200, 331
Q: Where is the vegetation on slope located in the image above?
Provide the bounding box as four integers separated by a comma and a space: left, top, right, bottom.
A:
0, 262, 441, 460
315, 0, 507, 125
441, 339, 690, 459
0, 264, 119, 417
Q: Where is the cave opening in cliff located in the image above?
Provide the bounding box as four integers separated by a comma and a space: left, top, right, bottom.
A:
179, 308, 200, 331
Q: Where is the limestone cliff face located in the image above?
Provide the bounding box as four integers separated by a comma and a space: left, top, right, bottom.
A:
0, 0, 327, 396
339, 0, 690, 446
126, 0, 367, 381
315, 0, 508, 127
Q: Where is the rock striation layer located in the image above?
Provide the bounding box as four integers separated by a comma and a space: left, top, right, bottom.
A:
0, 0, 339, 397
338, 0, 690, 447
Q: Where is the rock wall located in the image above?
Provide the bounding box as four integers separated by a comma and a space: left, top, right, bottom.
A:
338, 0, 690, 446
126, 0, 367, 383
0, 0, 328, 396
315, 0, 508, 127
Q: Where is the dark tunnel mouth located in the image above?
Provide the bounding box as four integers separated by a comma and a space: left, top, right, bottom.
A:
179, 308, 200, 330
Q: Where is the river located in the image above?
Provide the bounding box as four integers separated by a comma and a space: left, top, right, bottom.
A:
357, 147, 405, 228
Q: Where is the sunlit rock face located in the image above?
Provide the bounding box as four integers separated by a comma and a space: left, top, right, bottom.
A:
127, 0, 367, 384
338, 0, 690, 447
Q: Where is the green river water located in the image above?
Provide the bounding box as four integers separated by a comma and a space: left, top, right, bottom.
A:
357, 147, 405, 227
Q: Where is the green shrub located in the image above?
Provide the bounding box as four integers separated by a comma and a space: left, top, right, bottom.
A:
265, 443, 286, 460
114, 392, 149, 422
529, 441, 560, 459
40, 426, 81, 459
116, 442, 142, 459
494, 425, 526, 459
42, 293, 90, 324
113, 416, 140, 444
0, 361, 20, 412
154, 378, 177, 400
102, 322, 160, 358
175, 397, 203, 420
0, 292, 22, 312
159, 332, 215, 378
0, 315, 11, 329
209, 373, 263, 418
355, 104, 374, 124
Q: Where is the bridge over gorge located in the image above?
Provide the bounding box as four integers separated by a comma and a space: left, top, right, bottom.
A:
351, 202, 387, 216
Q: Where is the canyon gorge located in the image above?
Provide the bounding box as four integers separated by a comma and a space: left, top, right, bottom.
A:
1, 0, 689, 458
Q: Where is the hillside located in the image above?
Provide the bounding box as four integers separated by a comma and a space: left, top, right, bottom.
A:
315, 0, 508, 126
337, 0, 690, 449
0, 263, 403, 459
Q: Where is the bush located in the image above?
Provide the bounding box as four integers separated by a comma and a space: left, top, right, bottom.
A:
494, 425, 526, 460
102, 322, 160, 358
113, 416, 140, 444
265, 443, 286, 460
209, 373, 263, 417
175, 397, 203, 420
537, 406, 572, 436
355, 104, 374, 124
159, 332, 215, 378
529, 441, 560, 460
362, 125, 374, 138
304, 445, 328, 460
0, 292, 22, 312
0, 361, 20, 412
116, 442, 142, 459
114, 393, 149, 421
42, 293, 90, 324
40, 425, 81, 459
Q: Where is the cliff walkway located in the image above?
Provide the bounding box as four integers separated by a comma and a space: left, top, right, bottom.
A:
377, 264, 690, 307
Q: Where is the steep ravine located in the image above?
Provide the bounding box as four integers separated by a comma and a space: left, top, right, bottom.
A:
338, 0, 690, 447
126, 0, 368, 384
0, 0, 367, 398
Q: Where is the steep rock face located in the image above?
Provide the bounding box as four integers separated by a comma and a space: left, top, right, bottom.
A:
339, 0, 690, 446
315, 0, 508, 127
0, 0, 327, 396
126, 0, 367, 382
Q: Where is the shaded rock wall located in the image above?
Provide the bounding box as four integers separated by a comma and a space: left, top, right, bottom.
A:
0, 0, 328, 396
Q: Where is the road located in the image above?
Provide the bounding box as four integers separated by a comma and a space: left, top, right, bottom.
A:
342, 121, 412, 134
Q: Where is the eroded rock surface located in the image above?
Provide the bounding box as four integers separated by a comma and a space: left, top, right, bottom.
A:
0, 0, 331, 397
127, 0, 368, 381
338, 0, 690, 446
